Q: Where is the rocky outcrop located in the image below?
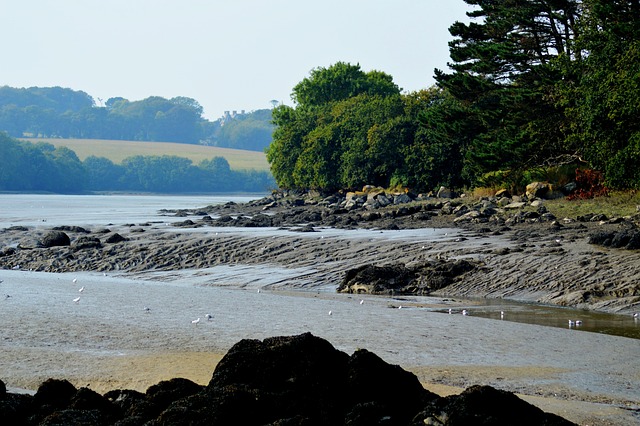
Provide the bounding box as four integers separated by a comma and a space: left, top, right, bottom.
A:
40, 231, 70, 248
413, 385, 574, 426
0, 333, 574, 425
338, 260, 478, 295
588, 226, 640, 250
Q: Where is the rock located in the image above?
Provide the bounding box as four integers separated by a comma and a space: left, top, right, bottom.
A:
72, 236, 102, 250
413, 385, 575, 425
338, 260, 477, 295
346, 348, 437, 424
105, 233, 127, 244
52, 225, 90, 233
589, 228, 640, 250
526, 181, 551, 199
338, 264, 417, 294
504, 202, 526, 210
494, 188, 511, 198
41, 231, 71, 247
33, 379, 77, 410
437, 186, 455, 198
0, 334, 575, 425
393, 193, 412, 204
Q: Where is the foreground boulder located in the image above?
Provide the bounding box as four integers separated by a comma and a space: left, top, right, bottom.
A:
413, 385, 574, 425
0, 333, 575, 425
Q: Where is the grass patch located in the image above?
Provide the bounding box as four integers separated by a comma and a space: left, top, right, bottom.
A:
543, 191, 640, 219
21, 138, 270, 172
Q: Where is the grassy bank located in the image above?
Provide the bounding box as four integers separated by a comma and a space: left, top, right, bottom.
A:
21, 138, 270, 171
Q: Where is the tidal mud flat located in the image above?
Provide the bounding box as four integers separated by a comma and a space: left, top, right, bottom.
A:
1, 192, 639, 424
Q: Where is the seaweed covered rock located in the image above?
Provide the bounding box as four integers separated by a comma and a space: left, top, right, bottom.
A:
413, 385, 575, 425
338, 259, 478, 295
41, 231, 71, 248
0, 334, 575, 425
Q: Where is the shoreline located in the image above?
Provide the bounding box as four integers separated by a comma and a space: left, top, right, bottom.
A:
1, 193, 640, 424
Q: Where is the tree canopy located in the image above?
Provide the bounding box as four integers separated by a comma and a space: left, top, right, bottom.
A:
267, 1, 640, 192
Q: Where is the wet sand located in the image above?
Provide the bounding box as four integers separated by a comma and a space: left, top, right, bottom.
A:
1, 269, 639, 426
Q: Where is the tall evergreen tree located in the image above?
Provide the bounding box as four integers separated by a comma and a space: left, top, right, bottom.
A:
433, 0, 581, 184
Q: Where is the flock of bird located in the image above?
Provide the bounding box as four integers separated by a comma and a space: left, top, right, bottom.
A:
2, 275, 639, 329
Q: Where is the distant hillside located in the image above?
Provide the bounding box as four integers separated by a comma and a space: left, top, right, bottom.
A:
21, 138, 270, 171
1, 86, 273, 152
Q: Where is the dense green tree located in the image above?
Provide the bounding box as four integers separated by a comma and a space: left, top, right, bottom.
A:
559, 0, 640, 188
292, 62, 400, 107
435, 0, 581, 184
83, 156, 126, 191
267, 63, 404, 191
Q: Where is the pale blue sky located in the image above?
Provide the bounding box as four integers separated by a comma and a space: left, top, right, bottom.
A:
1, 1, 471, 119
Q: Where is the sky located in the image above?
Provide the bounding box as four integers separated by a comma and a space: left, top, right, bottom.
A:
1, 1, 472, 120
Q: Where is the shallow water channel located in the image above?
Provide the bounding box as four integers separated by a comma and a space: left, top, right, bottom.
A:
427, 297, 640, 340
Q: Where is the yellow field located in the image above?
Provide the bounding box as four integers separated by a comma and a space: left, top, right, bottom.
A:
21, 138, 270, 171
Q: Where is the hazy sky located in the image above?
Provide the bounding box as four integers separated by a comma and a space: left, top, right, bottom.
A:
2, 1, 472, 120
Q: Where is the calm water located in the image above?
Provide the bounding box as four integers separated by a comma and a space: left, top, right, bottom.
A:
0, 193, 261, 229
1, 193, 638, 340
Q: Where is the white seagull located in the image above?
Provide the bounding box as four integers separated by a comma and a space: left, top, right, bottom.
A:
192, 318, 201, 325
359, 299, 364, 305
72, 278, 78, 283
328, 310, 332, 316
73, 297, 81, 303
500, 311, 505, 319
143, 307, 151, 313
78, 286, 85, 293
462, 309, 468, 316
448, 308, 452, 314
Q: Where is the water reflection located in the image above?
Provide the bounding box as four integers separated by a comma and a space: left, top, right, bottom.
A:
435, 299, 640, 340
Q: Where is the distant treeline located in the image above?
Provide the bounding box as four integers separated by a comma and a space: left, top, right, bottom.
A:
0, 133, 274, 193
0, 86, 273, 152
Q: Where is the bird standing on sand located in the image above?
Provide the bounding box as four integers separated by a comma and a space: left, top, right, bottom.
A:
78, 286, 85, 293
192, 318, 201, 325
73, 297, 81, 303
359, 299, 364, 305
72, 278, 77, 283
205, 314, 213, 321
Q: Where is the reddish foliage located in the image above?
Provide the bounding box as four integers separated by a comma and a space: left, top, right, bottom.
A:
567, 169, 609, 200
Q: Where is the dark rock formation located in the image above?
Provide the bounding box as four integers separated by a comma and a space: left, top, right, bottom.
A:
338, 260, 478, 295
413, 385, 575, 425
105, 233, 127, 244
72, 236, 102, 250
0, 333, 575, 425
589, 227, 640, 250
52, 226, 90, 234
40, 231, 70, 248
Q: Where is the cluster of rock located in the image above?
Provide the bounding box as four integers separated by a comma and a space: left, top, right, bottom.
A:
0, 333, 574, 425
1, 226, 127, 259
338, 259, 478, 295
174, 185, 637, 237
